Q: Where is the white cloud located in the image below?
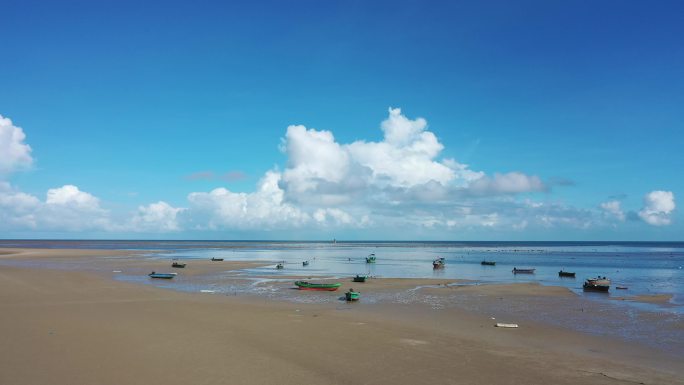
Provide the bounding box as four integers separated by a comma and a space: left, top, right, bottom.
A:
188, 171, 310, 229
0, 182, 40, 228
0, 114, 33, 174
131, 201, 184, 232
638, 190, 675, 226
468, 172, 546, 195
600, 200, 625, 221
0, 183, 111, 231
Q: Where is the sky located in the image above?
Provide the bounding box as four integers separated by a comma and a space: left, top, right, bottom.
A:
0, 0, 682, 240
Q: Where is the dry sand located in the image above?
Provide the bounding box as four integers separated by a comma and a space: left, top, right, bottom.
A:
0, 248, 682, 385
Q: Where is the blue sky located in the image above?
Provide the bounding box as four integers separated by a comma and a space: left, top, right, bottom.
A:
0, 0, 682, 240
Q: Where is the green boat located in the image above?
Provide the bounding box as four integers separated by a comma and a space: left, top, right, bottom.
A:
366, 254, 376, 263
353, 275, 367, 283
345, 290, 360, 301
294, 281, 341, 291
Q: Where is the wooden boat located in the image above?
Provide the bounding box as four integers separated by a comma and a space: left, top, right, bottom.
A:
558, 270, 575, 277
345, 290, 360, 301
481, 261, 496, 266
276, 262, 284, 269
433, 257, 445, 269
149, 272, 176, 279
302, 260, 309, 266
210, 257, 224, 261
172, 262, 186, 268
584, 276, 610, 292
294, 281, 342, 291
366, 254, 376, 263
512, 268, 535, 274
586, 276, 610, 286
353, 275, 367, 283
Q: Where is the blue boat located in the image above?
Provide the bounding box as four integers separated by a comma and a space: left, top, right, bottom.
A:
149, 272, 176, 279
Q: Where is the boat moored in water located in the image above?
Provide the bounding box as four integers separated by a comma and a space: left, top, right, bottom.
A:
481, 261, 496, 266
302, 260, 309, 266
584, 276, 610, 292
558, 270, 575, 277
433, 257, 445, 269
512, 268, 535, 274
366, 254, 376, 263
353, 275, 367, 283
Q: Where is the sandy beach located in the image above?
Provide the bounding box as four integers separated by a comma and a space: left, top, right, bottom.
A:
1, 248, 682, 385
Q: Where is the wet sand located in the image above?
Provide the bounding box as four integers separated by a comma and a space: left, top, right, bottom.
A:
0, 248, 682, 385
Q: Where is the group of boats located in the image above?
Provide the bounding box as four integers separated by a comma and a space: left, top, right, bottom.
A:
149, 253, 619, 300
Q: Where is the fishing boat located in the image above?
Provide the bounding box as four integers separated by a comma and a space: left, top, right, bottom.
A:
210, 257, 224, 261
583, 276, 610, 292
512, 268, 535, 274
294, 281, 342, 291
345, 289, 360, 301
172, 261, 186, 268
481, 261, 496, 266
366, 254, 376, 263
276, 262, 284, 269
302, 260, 309, 266
353, 275, 367, 283
149, 272, 176, 279
433, 257, 445, 269
558, 270, 575, 277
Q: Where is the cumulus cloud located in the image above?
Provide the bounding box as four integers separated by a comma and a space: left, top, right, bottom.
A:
0, 114, 33, 174
600, 200, 625, 221
188, 171, 310, 229
638, 190, 675, 226
131, 201, 184, 232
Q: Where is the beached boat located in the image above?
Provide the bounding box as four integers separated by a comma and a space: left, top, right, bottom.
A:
433, 257, 445, 269
353, 275, 367, 283
149, 272, 176, 279
366, 254, 376, 263
481, 261, 496, 266
172, 262, 186, 268
583, 276, 610, 291
276, 262, 284, 269
210, 257, 224, 261
558, 270, 575, 277
512, 268, 535, 274
302, 260, 309, 266
294, 281, 342, 291
345, 289, 360, 301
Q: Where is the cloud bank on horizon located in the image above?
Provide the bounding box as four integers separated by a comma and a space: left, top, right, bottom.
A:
0, 110, 677, 236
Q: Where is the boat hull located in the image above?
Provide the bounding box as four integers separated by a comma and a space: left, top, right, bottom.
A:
583, 283, 609, 292
295, 281, 341, 291
558, 271, 575, 277
353, 276, 367, 283
149, 274, 175, 279
512, 269, 535, 274
481, 261, 496, 266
